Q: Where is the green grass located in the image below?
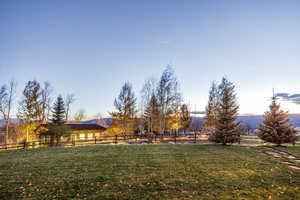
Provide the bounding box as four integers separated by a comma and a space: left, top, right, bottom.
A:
275, 146, 300, 158
241, 135, 259, 139
1, 144, 300, 199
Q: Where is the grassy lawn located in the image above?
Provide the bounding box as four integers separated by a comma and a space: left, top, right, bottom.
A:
1, 144, 300, 199
276, 146, 300, 158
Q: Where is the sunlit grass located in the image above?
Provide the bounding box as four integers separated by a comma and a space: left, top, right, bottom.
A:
0, 144, 300, 199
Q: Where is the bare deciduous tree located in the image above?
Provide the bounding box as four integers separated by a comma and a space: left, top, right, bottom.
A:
0, 80, 17, 144
18, 80, 41, 121
95, 112, 103, 120
141, 78, 158, 134
111, 82, 137, 135
65, 94, 75, 121
156, 66, 181, 135
40, 81, 53, 123
74, 109, 86, 122
141, 78, 157, 110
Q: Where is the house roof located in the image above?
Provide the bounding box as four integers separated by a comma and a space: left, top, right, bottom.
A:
66, 123, 106, 131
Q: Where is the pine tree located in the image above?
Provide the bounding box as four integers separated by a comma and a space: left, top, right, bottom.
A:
179, 104, 191, 134
41, 95, 70, 146
258, 95, 297, 146
52, 95, 66, 124
204, 81, 218, 132
209, 77, 241, 145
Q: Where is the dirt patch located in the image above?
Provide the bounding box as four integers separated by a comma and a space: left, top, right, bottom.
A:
265, 151, 281, 158
282, 161, 293, 165
289, 165, 300, 170
259, 147, 300, 170
278, 152, 289, 156
287, 155, 296, 159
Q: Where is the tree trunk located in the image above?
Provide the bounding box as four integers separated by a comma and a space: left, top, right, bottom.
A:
5, 119, 9, 145
50, 136, 54, 147
56, 136, 61, 146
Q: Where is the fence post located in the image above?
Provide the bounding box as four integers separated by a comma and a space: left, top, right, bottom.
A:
95, 136, 97, 144
194, 132, 197, 143
115, 135, 118, 144
174, 132, 177, 144
23, 141, 26, 149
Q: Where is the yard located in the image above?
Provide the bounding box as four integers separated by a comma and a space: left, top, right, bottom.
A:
1, 144, 300, 199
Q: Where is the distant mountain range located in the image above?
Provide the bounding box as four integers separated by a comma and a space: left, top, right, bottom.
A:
191, 114, 300, 129
81, 118, 113, 128
1, 114, 300, 129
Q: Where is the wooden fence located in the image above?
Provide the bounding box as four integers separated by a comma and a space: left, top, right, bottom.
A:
0, 133, 209, 151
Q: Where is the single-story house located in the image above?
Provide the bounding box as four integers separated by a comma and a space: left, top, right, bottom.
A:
38, 122, 107, 141
67, 123, 107, 140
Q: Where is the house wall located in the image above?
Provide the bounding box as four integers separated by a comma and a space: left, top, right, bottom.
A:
72, 129, 105, 140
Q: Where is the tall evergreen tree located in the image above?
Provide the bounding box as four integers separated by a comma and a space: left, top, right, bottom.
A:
41, 95, 70, 146
52, 95, 66, 124
209, 77, 241, 145
111, 82, 137, 135
204, 81, 218, 132
258, 94, 297, 146
179, 104, 191, 134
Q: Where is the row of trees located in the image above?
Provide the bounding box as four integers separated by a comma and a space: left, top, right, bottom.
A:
203, 78, 297, 146
0, 80, 78, 144
111, 67, 298, 146
1, 67, 298, 146
110, 66, 192, 136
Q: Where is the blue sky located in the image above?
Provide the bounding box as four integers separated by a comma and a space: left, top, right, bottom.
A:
1, 0, 300, 118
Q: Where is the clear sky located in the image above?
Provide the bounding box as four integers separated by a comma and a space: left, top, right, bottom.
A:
1, 0, 300, 118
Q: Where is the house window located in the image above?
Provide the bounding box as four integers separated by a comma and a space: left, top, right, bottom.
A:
88, 133, 93, 139
79, 133, 85, 140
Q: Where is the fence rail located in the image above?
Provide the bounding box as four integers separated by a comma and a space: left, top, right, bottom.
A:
0, 133, 209, 151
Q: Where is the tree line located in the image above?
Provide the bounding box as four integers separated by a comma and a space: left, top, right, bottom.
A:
110, 67, 298, 146
0, 80, 78, 144
0, 65, 298, 147
203, 78, 297, 146
109, 66, 192, 138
